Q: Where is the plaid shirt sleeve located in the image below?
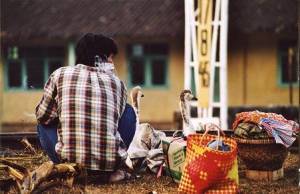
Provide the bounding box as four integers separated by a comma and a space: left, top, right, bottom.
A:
35, 70, 59, 125
116, 80, 128, 160
119, 81, 127, 116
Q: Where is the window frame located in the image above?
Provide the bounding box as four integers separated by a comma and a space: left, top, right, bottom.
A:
4, 56, 64, 91
4, 59, 26, 90
127, 44, 169, 89
277, 46, 299, 87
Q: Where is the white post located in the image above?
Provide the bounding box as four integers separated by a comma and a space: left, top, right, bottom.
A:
209, 0, 221, 117
190, 0, 199, 96
68, 42, 76, 66
184, 0, 228, 130
220, 0, 228, 129
184, 0, 191, 90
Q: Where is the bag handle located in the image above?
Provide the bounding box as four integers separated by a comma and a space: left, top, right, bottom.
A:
199, 123, 225, 146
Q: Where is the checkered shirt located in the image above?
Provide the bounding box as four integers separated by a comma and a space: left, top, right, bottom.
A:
36, 64, 127, 171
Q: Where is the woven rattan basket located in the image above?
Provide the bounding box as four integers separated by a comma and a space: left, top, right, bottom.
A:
233, 137, 288, 171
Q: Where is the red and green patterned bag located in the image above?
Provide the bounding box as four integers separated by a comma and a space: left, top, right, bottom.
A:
179, 124, 238, 193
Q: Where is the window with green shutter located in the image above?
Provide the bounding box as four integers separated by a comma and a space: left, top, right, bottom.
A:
127, 43, 169, 88
4, 46, 65, 90
278, 41, 298, 86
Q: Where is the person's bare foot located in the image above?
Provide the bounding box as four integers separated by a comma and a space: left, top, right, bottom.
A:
108, 169, 131, 183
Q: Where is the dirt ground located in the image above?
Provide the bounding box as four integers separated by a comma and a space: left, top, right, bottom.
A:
1, 149, 299, 194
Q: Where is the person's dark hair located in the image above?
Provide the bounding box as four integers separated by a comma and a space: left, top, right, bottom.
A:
75, 33, 118, 66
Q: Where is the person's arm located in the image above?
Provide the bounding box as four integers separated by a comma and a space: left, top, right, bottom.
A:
35, 72, 59, 125
119, 81, 127, 116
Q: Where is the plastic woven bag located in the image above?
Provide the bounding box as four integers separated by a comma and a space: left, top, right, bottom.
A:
205, 179, 238, 194
178, 124, 238, 193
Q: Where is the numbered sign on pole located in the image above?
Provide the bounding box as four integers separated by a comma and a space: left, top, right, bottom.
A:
198, 0, 212, 108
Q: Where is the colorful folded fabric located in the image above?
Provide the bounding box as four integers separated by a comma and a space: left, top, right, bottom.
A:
260, 118, 296, 147
233, 111, 300, 148
232, 111, 287, 129
234, 122, 268, 139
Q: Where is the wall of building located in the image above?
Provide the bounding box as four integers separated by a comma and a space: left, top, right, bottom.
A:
115, 38, 184, 127
1, 33, 297, 131
2, 91, 43, 124
0, 58, 3, 131
1, 41, 67, 131
228, 33, 299, 106
1, 38, 185, 130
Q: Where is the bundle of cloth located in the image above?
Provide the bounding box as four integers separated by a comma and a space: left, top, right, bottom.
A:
233, 111, 300, 147
125, 123, 166, 174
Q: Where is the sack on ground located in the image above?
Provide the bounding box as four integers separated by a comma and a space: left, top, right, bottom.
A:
162, 136, 187, 183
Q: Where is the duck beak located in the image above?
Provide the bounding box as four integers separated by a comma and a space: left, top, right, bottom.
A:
191, 96, 198, 101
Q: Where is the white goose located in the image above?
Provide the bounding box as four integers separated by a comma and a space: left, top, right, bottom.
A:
130, 86, 144, 124
126, 86, 147, 169
130, 86, 154, 150
126, 86, 165, 173
179, 89, 198, 136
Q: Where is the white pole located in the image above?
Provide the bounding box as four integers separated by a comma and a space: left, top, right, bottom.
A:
190, 0, 199, 96
209, 0, 221, 117
220, 0, 228, 129
184, 0, 191, 90
68, 42, 76, 66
